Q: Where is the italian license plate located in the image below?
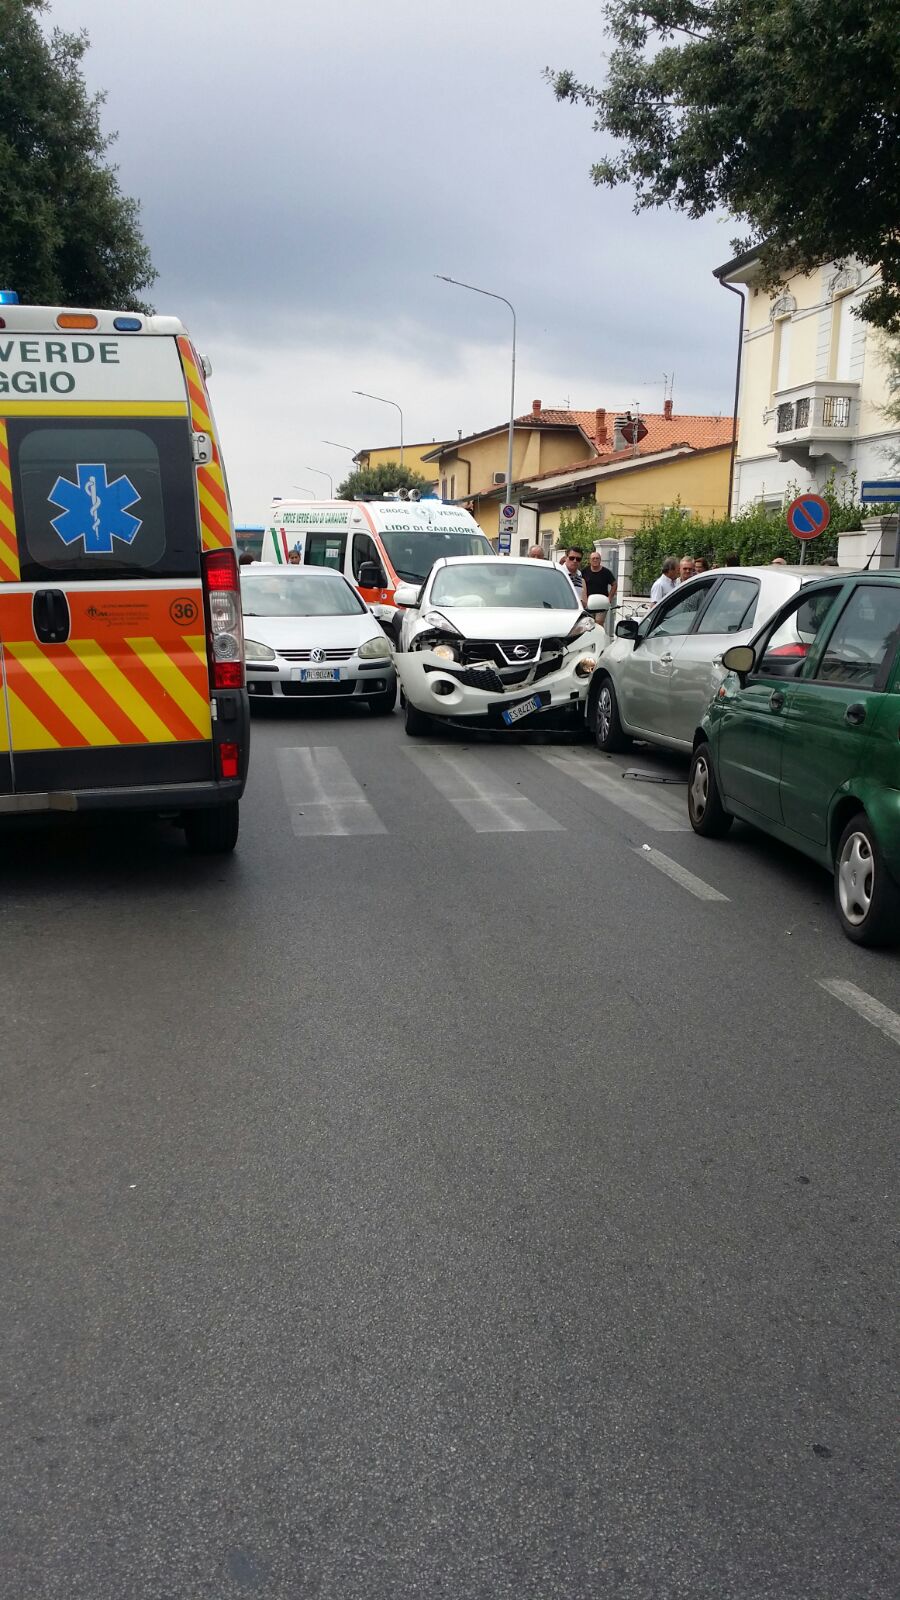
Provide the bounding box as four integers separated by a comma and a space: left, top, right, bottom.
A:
296, 667, 339, 682
501, 693, 548, 726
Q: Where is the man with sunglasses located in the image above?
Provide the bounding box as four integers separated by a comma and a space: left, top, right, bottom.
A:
560, 547, 586, 605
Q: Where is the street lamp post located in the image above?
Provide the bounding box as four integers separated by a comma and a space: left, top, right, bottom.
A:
352, 391, 404, 466
321, 440, 358, 457
305, 466, 334, 497
435, 274, 517, 506
291, 485, 317, 498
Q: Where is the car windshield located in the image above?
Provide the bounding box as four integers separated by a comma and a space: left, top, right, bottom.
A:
241, 573, 364, 617
429, 562, 579, 610
380, 530, 492, 583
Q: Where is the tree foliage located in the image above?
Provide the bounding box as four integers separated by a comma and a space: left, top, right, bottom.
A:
548, 1, 900, 329
557, 499, 604, 552
336, 462, 433, 500
0, 0, 156, 308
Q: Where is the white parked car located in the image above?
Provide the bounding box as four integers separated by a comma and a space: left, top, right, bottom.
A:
394, 555, 607, 735
240, 564, 396, 713
586, 565, 842, 754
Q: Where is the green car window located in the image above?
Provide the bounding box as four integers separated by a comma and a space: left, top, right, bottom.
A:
817, 585, 900, 689
756, 586, 841, 678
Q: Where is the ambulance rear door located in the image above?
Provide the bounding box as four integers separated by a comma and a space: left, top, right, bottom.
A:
0, 400, 214, 797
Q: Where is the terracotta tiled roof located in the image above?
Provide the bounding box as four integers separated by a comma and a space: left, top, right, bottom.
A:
424, 406, 734, 464
514, 407, 734, 457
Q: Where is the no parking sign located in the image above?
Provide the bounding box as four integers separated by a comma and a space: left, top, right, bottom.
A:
786, 493, 831, 541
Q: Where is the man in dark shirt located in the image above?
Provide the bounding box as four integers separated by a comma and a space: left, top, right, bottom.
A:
583, 549, 617, 607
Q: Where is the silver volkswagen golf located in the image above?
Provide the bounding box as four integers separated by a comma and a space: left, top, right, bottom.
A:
586, 565, 840, 754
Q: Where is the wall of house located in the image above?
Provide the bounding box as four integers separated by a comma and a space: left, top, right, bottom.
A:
534, 448, 732, 544
733, 261, 898, 511
435, 426, 591, 499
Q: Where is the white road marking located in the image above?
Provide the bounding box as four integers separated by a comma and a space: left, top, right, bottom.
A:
818, 979, 900, 1049
533, 747, 690, 832
635, 845, 729, 902
405, 746, 563, 833
277, 747, 386, 837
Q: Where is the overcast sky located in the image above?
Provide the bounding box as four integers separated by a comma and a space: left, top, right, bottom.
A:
51, 0, 739, 521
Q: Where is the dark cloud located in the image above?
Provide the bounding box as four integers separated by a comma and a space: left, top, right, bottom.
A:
47, 0, 738, 517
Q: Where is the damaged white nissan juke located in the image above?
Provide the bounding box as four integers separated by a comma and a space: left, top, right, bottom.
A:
394, 556, 608, 736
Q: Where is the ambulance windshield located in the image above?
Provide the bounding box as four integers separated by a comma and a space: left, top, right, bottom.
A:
380, 529, 492, 583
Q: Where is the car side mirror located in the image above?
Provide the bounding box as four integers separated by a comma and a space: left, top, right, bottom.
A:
615, 617, 639, 640
587, 594, 610, 613
358, 560, 387, 589
722, 644, 756, 678
393, 582, 421, 608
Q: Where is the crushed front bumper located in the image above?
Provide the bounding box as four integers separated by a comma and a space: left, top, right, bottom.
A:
396, 647, 598, 728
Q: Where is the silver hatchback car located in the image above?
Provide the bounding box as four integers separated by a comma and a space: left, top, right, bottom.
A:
586, 565, 840, 754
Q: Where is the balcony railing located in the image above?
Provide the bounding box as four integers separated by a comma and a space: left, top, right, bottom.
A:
822, 394, 851, 427
770, 381, 859, 460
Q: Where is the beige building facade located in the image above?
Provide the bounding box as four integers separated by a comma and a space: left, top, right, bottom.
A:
715, 251, 898, 512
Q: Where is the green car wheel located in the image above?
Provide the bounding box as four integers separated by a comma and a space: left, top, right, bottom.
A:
688, 745, 733, 838
835, 813, 900, 947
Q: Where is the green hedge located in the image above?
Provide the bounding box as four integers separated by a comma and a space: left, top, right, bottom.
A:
630, 491, 892, 595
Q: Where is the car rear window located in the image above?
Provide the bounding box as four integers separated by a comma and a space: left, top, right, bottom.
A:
7, 417, 201, 580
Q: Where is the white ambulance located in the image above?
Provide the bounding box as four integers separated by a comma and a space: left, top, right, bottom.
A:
262, 496, 492, 643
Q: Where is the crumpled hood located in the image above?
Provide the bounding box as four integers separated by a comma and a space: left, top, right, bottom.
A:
420, 605, 581, 641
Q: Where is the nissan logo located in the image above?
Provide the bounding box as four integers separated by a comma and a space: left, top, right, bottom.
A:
513, 644, 530, 659
311, 648, 326, 663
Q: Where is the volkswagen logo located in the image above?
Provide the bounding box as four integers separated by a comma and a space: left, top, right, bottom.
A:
513, 644, 531, 660
311, 647, 326, 663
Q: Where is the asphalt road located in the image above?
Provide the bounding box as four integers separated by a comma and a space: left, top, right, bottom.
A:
2, 699, 897, 1599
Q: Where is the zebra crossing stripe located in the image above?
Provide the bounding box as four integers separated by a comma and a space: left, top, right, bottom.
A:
405, 745, 563, 833
277, 747, 387, 836
531, 747, 690, 832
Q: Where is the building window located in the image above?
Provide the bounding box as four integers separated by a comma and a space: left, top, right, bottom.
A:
449, 473, 456, 499
774, 315, 793, 391
822, 394, 851, 427
441, 477, 448, 498
831, 290, 857, 381
518, 538, 529, 556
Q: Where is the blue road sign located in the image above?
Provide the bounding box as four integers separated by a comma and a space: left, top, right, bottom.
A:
861, 480, 900, 504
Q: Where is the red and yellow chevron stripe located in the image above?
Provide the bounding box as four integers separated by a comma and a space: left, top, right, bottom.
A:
0, 590, 212, 752
177, 336, 233, 552
0, 421, 21, 582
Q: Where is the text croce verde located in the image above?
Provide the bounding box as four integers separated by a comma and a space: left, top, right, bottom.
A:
0, 340, 121, 396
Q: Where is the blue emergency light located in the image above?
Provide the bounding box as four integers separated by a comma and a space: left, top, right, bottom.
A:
113, 316, 142, 331
0, 290, 19, 305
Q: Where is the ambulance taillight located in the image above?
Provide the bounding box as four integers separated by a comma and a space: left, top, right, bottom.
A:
202, 548, 245, 690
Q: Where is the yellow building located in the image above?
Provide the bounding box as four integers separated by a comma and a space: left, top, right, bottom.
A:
713, 249, 898, 512
423, 401, 734, 542
353, 441, 449, 488
518, 443, 734, 552
422, 403, 600, 538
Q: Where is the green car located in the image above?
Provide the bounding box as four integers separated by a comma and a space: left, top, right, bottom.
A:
688, 572, 900, 946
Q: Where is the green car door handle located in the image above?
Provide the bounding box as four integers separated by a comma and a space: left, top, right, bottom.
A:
845, 702, 866, 726
769, 689, 785, 711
